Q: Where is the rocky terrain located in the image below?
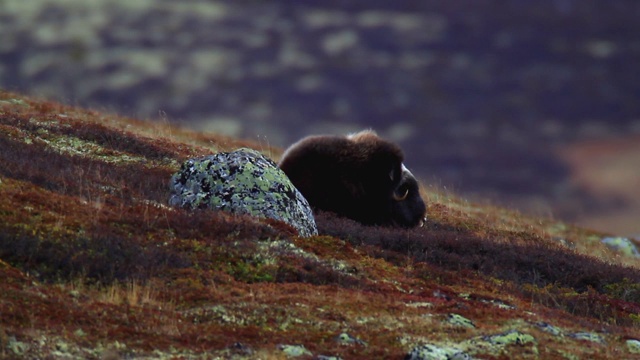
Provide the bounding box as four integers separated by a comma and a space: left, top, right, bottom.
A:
2, 0, 640, 235
2, 90, 640, 359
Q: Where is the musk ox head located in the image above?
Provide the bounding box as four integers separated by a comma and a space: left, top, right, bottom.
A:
278, 130, 426, 228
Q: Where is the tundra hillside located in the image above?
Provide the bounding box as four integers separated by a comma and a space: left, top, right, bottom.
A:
1, 90, 640, 359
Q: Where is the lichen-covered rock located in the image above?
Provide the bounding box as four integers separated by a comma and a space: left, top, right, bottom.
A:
169, 148, 317, 237
535, 322, 563, 336
601, 237, 640, 257
404, 344, 470, 360
226, 342, 254, 356
569, 332, 605, 344
335, 332, 367, 346
317, 356, 343, 360
446, 313, 475, 329
7, 336, 29, 357
277, 344, 312, 357
626, 339, 640, 353
485, 330, 535, 346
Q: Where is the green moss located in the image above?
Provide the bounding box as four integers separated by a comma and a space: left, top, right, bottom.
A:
486, 330, 535, 346
0, 98, 29, 108
226, 259, 276, 283
603, 278, 640, 302
464, 329, 538, 357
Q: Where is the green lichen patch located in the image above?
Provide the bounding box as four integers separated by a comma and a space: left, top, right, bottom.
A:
404, 343, 469, 360
452, 329, 538, 358
38, 133, 150, 165
484, 330, 536, 346
626, 338, 640, 354
446, 313, 476, 329
4, 117, 178, 169
278, 344, 313, 357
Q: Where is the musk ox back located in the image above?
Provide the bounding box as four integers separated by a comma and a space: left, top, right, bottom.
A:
278, 130, 426, 227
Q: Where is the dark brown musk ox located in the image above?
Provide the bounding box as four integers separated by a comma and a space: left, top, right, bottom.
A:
278, 130, 426, 228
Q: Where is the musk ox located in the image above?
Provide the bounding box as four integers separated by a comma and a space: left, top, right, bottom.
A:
278, 130, 426, 227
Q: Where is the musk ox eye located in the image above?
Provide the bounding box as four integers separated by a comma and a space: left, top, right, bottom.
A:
393, 187, 409, 201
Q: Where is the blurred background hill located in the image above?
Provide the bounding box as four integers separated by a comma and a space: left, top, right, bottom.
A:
1, 0, 638, 235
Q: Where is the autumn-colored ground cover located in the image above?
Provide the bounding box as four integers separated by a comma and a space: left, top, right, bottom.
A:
1, 90, 640, 359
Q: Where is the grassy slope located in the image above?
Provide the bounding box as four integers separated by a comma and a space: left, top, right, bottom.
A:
1, 89, 640, 359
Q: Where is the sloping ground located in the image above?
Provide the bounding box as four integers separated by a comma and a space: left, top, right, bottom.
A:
1, 90, 640, 359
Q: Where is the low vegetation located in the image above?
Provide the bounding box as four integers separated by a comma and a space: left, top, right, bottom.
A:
1, 90, 640, 359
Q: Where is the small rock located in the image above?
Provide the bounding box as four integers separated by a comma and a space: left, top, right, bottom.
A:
446, 314, 475, 328
404, 343, 470, 360
601, 237, 640, 257
278, 344, 313, 357
8, 337, 28, 356
482, 299, 515, 310
569, 332, 605, 344
626, 338, 640, 354
55, 341, 69, 352
228, 342, 253, 355
432, 290, 451, 301
335, 332, 367, 346
169, 148, 318, 237
485, 330, 535, 346
100, 348, 121, 360
535, 322, 563, 336
405, 302, 433, 309
553, 237, 575, 248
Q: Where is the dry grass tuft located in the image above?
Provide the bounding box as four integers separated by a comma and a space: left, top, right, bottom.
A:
100, 280, 164, 307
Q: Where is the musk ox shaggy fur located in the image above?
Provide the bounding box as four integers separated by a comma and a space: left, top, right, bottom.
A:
278, 130, 426, 228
